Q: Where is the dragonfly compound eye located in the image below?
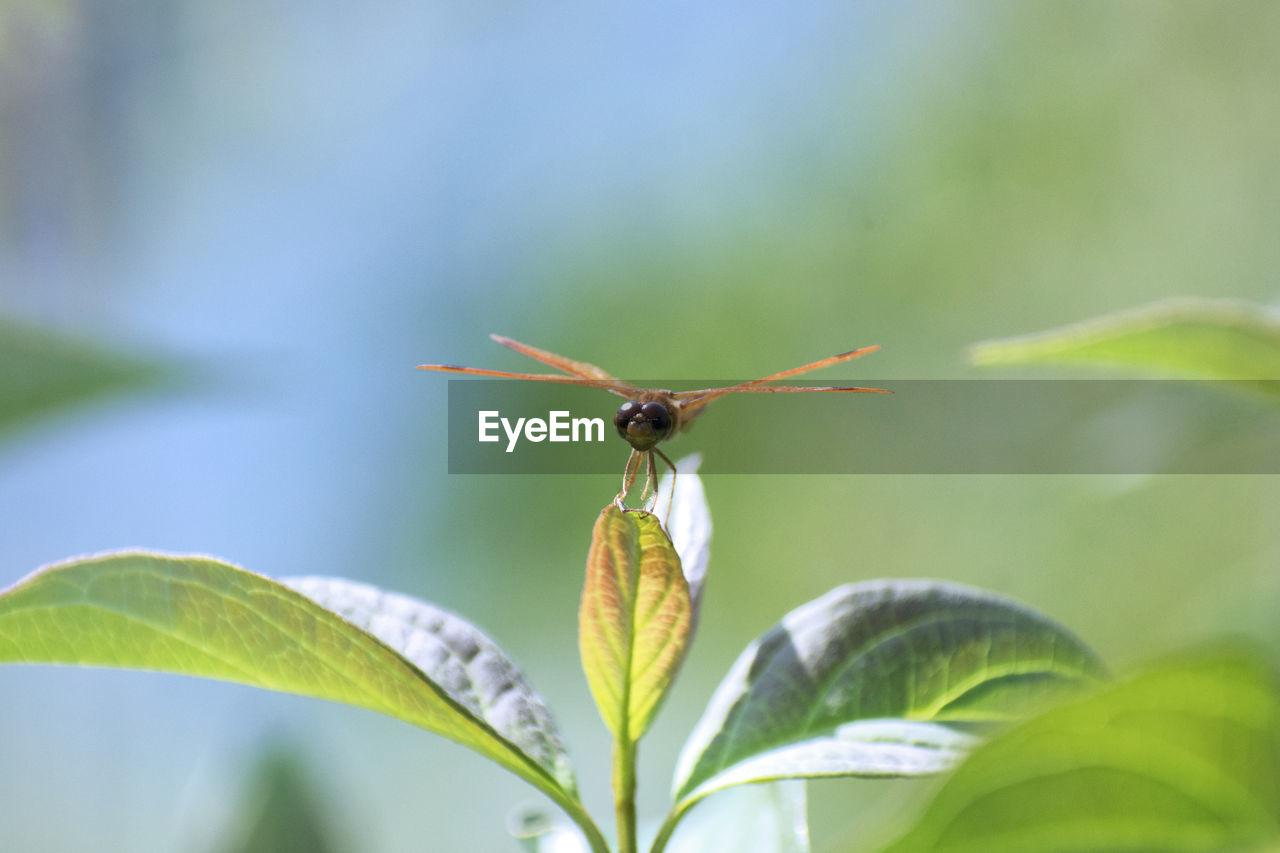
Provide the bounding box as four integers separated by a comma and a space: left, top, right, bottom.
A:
614, 401, 642, 438
613, 400, 673, 451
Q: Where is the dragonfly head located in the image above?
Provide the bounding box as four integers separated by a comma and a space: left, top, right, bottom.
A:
614, 400, 674, 451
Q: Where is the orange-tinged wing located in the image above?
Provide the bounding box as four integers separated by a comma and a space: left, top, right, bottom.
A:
415, 363, 636, 397
673, 345, 884, 415
489, 334, 623, 382
419, 334, 638, 397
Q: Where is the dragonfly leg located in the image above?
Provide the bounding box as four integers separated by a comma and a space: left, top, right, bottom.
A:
640, 450, 657, 507
653, 446, 677, 526
616, 449, 642, 506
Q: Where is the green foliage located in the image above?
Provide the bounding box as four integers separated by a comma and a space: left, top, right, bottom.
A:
659, 782, 810, 853
0, 461, 1124, 853
221, 748, 345, 853
670, 581, 1105, 813
513, 782, 812, 853
649, 455, 710, 637
883, 647, 1280, 852
0, 552, 607, 852
282, 575, 576, 791
2, 4, 1276, 851
0, 317, 167, 438
579, 506, 692, 743
970, 298, 1280, 397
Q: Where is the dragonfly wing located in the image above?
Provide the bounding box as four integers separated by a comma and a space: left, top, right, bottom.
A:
675, 384, 889, 417
490, 334, 628, 384
671, 345, 882, 412
739, 344, 880, 385
416, 363, 635, 397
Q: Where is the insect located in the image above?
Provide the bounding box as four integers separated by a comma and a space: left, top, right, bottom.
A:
418, 335, 887, 507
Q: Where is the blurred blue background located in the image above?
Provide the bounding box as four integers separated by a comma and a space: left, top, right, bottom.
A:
2, 2, 1278, 851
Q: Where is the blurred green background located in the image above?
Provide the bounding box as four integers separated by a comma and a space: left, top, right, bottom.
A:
2, 2, 1277, 851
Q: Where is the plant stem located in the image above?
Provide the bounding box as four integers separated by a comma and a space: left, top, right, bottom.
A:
646, 801, 689, 853
613, 736, 638, 853
561, 797, 614, 853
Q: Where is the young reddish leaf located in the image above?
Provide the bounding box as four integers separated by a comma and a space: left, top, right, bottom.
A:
579, 505, 692, 742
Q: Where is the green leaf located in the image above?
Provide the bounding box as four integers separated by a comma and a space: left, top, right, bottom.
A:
675, 720, 978, 797
0, 317, 168, 437
969, 298, 1280, 396
219, 747, 344, 853
0, 552, 606, 851
507, 804, 591, 853
672, 581, 1104, 810
659, 781, 810, 853
650, 455, 711, 633
284, 575, 576, 794
882, 647, 1280, 853
579, 505, 692, 742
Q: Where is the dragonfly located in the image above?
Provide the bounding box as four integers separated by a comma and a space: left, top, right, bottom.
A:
418, 334, 887, 507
